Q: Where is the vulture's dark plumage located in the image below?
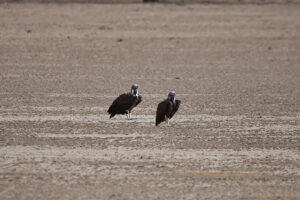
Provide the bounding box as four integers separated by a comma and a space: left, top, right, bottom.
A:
108, 84, 142, 119
156, 91, 181, 126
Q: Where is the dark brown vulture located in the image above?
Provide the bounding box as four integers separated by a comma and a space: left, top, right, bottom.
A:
108, 84, 142, 120
156, 91, 181, 126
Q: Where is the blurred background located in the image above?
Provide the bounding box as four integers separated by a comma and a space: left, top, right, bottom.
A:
0, 0, 299, 199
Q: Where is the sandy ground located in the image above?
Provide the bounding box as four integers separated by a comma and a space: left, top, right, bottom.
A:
0, 3, 300, 199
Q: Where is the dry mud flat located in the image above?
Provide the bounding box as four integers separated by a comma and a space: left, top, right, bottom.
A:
0, 3, 300, 200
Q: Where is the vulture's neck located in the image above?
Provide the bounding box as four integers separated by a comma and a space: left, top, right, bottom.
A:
169, 97, 176, 104
131, 89, 139, 97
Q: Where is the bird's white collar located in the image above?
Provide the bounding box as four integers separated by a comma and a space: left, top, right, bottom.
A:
131, 89, 139, 97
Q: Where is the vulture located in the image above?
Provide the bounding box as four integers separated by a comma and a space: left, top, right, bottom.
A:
107, 84, 142, 120
156, 91, 181, 126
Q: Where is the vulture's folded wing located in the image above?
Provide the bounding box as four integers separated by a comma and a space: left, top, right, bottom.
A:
169, 100, 181, 119
108, 93, 136, 115
156, 100, 168, 126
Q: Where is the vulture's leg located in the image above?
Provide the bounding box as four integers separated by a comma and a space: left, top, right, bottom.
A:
127, 112, 132, 120
167, 118, 171, 127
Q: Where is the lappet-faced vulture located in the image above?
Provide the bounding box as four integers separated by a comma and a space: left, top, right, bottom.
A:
108, 84, 142, 120
156, 91, 181, 126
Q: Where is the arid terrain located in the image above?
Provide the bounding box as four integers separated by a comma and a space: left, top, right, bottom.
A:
0, 3, 300, 199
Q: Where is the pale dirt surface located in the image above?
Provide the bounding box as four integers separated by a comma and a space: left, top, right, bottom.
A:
0, 3, 300, 200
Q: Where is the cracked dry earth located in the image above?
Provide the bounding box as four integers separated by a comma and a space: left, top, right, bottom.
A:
0, 3, 300, 200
